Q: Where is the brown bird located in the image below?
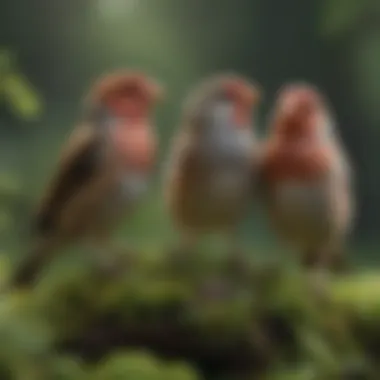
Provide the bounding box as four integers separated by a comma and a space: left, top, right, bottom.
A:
257, 83, 354, 271
10, 70, 163, 287
165, 73, 261, 262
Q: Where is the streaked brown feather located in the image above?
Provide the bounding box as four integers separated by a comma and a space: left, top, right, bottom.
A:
167, 133, 210, 228
167, 131, 252, 232
10, 71, 162, 288
33, 125, 106, 236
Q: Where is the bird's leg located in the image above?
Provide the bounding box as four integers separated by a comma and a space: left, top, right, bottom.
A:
224, 228, 251, 280
112, 238, 137, 266
328, 251, 349, 273
85, 233, 131, 278
302, 243, 349, 273
323, 244, 350, 274
168, 229, 198, 272
302, 247, 332, 297
301, 248, 322, 270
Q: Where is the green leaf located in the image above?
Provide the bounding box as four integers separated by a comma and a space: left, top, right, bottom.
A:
0, 172, 21, 194
3, 72, 43, 121
320, 0, 367, 38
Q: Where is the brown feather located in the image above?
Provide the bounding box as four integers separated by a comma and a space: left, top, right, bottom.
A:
261, 140, 332, 185
166, 74, 259, 233
33, 125, 106, 236
258, 83, 354, 271
10, 70, 162, 288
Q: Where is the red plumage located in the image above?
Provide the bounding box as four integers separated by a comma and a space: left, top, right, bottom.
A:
258, 83, 354, 271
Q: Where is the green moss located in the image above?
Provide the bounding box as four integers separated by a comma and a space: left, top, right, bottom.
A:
1, 249, 380, 379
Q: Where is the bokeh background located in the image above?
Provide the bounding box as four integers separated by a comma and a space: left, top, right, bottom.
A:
1, 0, 380, 379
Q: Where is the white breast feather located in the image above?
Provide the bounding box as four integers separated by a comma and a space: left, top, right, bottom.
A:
119, 173, 148, 203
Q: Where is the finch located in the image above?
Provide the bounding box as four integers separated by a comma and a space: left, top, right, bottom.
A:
10, 70, 163, 287
258, 82, 354, 271
165, 73, 261, 260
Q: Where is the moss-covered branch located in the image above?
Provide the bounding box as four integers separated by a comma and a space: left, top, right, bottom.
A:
0, 250, 378, 379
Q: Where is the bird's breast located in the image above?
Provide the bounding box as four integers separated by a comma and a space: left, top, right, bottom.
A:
200, 131, 254, 201
115, 172, 149, 204
263, 143, 331, 184
112, 123, 156, 172
273, 181, 329, 216
100, 172, 149, 222
201, 128, 254, 168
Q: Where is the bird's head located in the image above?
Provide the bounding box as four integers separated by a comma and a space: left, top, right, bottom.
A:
84, 70, 163, 168
272, 82, 327, 141
84, 70, 163, 126
184, 73, 261, 136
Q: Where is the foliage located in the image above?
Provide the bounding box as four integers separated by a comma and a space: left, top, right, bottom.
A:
0, 49, 43, 121
2, 1, 380, 379
0, 248, 378, 379
320, 0, 368, 39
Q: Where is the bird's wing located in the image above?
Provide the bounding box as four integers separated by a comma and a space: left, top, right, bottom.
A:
33, 125, 106, 236
166, 131, 203, 182
320, 115, 353, 183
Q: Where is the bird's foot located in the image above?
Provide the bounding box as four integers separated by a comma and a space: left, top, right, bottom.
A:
328, 253, 351, 275
224, 246, 252, 282
94, 244, 136, 279
167, 244, 196, 275
302, 249, 350, 275
301, 250, 320, 270
96, 255, 130, 279
308, 268, 330, 291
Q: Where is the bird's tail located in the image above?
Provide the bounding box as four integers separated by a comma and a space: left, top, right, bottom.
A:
9, 237, 59, 289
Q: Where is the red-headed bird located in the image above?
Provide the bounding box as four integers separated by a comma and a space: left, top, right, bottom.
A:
10, 70, 163, 287
258, 83, 354, 271
165, 74, 261, 260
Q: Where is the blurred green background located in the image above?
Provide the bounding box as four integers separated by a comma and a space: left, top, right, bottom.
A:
2, 0, 380, 257
1, 0, 380, 379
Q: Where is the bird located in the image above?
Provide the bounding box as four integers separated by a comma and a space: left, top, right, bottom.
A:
257, 82, 354, 272
9, 70, 163, 287
165, 73, 261, 266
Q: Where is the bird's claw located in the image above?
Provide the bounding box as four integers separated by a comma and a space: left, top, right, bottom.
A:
224, 247, 252, 282
167, 245, 195, 274
95, 246, 135, 279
